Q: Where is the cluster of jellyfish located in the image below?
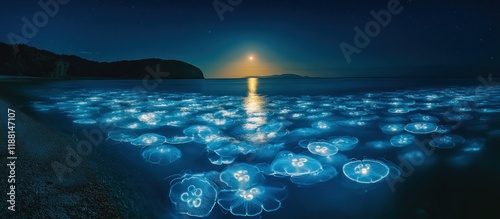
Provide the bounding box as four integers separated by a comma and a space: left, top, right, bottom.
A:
29, 83, 500, 217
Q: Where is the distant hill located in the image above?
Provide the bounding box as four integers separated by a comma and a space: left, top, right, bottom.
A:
246, 74, 315, 79
0, 43, 204, 79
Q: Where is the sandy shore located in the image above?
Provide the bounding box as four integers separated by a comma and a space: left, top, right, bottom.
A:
0, 98, 155, 218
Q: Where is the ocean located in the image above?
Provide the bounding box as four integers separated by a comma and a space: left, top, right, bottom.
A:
1, 77, 500, 219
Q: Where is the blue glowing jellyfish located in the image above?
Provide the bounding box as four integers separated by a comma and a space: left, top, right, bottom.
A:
388, 107, 410, 114
307, 141, 339, 157
366, 140, 391, 150
131, 133, 166, 147
409, 114, 440, 123
311, 120, 337, 131
219, 163, 265, 190
183, 125, 220, 144
165, 136, 193, 144
462, 138, 486, 152
73, 119, 97, 124
429, 135, 465, 149
380, 124, 405, 134
169, 174, 219, 217
107, 130, 138, 142
342, 159, 390, 184
288, 128, 321, 137
390, 134, 415, 147
141, 145, 181, 165
404, 122, 438, 134
328, 136, 358, 151
217, 183, 287, 217
290, 165, 337, 186
444, 112, 473, 121
269, 151, 323, 177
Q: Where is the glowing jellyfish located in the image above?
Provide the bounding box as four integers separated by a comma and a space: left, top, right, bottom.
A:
217, 184, 287, 217
165, 136, 193, 144
183, 125, 219, 144
269, 151, 323, 177
409, 114, 440, 123
219, 163, 265, 190
131, 133, 166, 147
380, 124, 404, 134
169, 174, 218, 217
307, 141, 339, 157
462, 138, 486, 152
388, 107, 410, 114
366, 140, 391, 150
73, 119, 97, 124
107, 130, 138, 142
311, 120, 337, 131
404, 122, 438, 134
390, 134, 415, 147
429, 135, 465, 149
328, 136, 358, 151
141, 145, 181, 165
290, 165, 337, 186
444, 112, 473, 121
342, 159, 390, 184
288, 128, 321, 137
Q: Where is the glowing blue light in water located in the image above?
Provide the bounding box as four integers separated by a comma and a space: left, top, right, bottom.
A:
290, 165, 338, 186
366, 140, 391, 150
342, 159, 390, 184
328, 136, 358, 151
269, 151, 323, 177
141, 145, 181, 165
390, 134, 415, 147
217, 184, 287, 217
404, 122, 438, 134
219, 163, 265, 190
462, 138, 486, 152
307, 141, 339, 157
409, 114, 440, 123
288, 128, 321, 137
444, 112, 473, 121
380, 124, 404, 134
73, 119, 97, 124
388, 107, 410, 114
429, 135, 465, 149
165, 136, 193, 144
169, 174, 218, 217
183, 125, 220, 144
107, 130, 138, 142
130, 133, 166, 147
311, 120, 337, 131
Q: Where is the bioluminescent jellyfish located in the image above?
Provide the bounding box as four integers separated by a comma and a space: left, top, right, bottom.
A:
208, 152, 237, 165
141, 145, 181, 165
165, 136, 193, 144
444, 112, 473, 121
288, 128, 321, 137
219, 163, 265, 190
409, 114, 440, 123
380, 124, 405, 134
429, 135, 465, 149
388, 107, 410, 114
366, 140, 391, 150
477, 108, 500, 113
342, 159, 390, 184
269, 151, 323, 177
311, 120, 337, 131
404, 122, 438, 134
307, 141, 339, 157
183, 125, 220, 144
290, 165, 337, 186
328, 136, 358, 151
169, 174, 218, 217
130, 133, 166, 147
115, 120, 150, 129
73, 119, 97, 124
135, 112, 162, 125
435, 125, 453, 134
337, 119, 368, 127
107, 130, 138, 142
390, 134, 415, 147
217, 183, 287, 217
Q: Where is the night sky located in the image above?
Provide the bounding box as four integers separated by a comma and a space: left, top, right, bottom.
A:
1, 0, 499, 78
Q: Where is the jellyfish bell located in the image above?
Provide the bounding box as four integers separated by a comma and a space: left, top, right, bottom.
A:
217, 183, 287, 217
169, 174, 219, 217
311, 120, 337, 131
73, 119, 97, 124
390, 134, 415, 147
131, 133, 167, 147
342, 159, 390, 184
269, 151, 323, 177
219, 163, 265, 190
328, 136, 358, 151
107, 130, 138, 142
404, 122, 438, 134
366, 140, 391, 150
380, 124, 405, 134
307, 141, 339, 157
289, 165, 338, 187
141, 145, 181, 165
388, 107, 410, 114
409, 114, 440, 123
165, 136, 193, 144
429, 135, 465, 149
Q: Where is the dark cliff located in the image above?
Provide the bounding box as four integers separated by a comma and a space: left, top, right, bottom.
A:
0, 43, 204, 79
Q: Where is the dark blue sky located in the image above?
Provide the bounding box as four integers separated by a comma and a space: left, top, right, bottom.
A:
1, 0, 499, 78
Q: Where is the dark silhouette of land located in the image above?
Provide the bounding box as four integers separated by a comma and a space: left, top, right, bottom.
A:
0, 43, 204, 79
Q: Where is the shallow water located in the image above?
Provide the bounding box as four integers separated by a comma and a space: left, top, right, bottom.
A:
3, 77, 500, 218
